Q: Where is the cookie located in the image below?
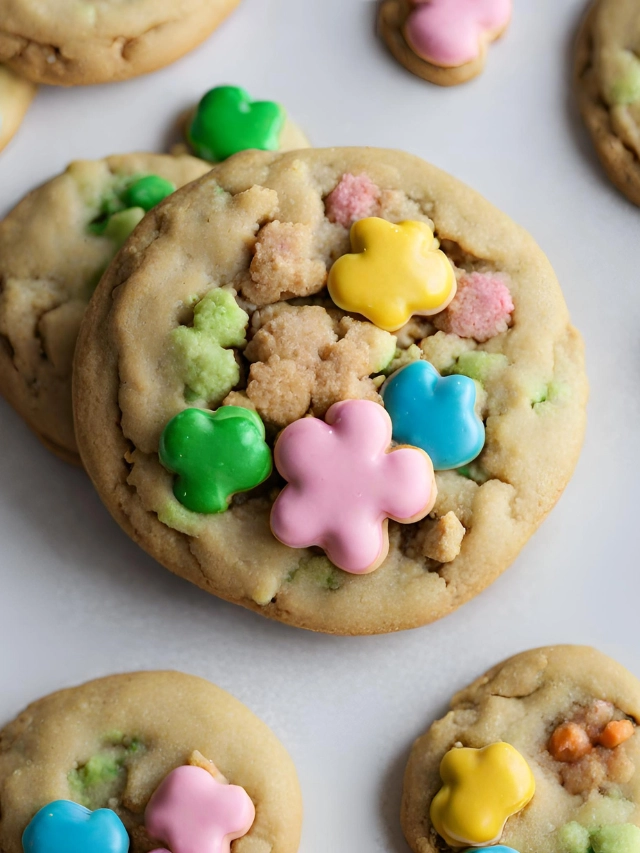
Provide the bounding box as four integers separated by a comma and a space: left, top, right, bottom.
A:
0, 671, 302, 853
402, 646, 640, 853
0, 152, 210, 465
379, 0, 512, 86
73, 147, 587, 635
575, 0, 640, 206
0, 0, 240, 86
0, 64, 36, 152
180, 85, 309, 163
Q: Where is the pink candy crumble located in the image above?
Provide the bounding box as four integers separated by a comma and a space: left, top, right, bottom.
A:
325, 173, 380, 228
434, 271, 514, 342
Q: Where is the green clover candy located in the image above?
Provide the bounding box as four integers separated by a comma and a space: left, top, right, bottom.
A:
172, 289, 249, 404
187, 85, 285, 162
159, 406, 272, 514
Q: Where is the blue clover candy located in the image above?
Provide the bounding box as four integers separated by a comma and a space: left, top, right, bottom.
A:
23, 800, 129, 853
381, 360, 485, 471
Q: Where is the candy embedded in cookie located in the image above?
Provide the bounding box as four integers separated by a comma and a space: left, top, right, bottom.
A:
382, 360, 485, 470
430, 743, 535, 847
327, 218, 456, 332
379, 0, 512, 86
88, 174, 176, 246
159, 406, 272, 514
145, 763, 255, 853
22, 800, 129, 853
270, 398, 436, 573
187, 86, 287, 162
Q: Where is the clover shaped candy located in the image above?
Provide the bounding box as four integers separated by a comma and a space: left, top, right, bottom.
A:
159, 406, 272, 514
327, 217, 456, 332
405, 0, 512, 69
145, 765, 255, 853
23, 800, 129, 853
172, 289, 249, 404
430, 743, 535, 847
270, 399, 436, 573
187, 86, 285, 162
382, 360, 485, 471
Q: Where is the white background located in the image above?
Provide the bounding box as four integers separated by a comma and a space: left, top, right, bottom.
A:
1, 0, 639, 850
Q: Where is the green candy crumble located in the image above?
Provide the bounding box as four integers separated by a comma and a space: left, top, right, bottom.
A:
67, 736, 143, 810
610, 51, 640, 105
88, 173, 175, 241
558, 822, 640, 853
288, 555, 342, 590
102, 207, 145, 247
172, 289, 249, 404
123, 175, 176, 211
449, 351, 508, 385
558, 822, 592, 853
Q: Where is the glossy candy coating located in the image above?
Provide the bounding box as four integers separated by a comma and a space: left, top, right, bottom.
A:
123, 175, 176, 211
430, 743, 535, 847
22, 800, 129, 853
327, 217, 456, 332
146, 765, 255, 853
382, 360, 484, 470
159, 406, 272, 514
405, 0, 512, 68
187, 86, 285, 162
271, 399, 436, 573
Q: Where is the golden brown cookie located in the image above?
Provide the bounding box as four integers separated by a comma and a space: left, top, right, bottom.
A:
379, 0, 512, 87
0, 0, 241, 86
0, 671, 302, 853
73, 147, 587, 635
402, 646, 640, 853
0, 64, 36, 152
575, 0, 640, 205
0, 153, 211, 465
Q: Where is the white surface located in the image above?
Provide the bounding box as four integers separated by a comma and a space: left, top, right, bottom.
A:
0, 0, 639, 850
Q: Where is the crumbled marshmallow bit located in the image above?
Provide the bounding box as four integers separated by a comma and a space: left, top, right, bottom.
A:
433, 271, 514, 343
241, 220, 327, 306
324, 173, 381, 227
244, 306, 395, 427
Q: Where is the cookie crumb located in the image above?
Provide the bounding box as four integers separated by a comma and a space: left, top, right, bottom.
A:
434, 272, 514, 343
415, 512, 465, 562
325, 173, 380, 227
188, 750, 228, 783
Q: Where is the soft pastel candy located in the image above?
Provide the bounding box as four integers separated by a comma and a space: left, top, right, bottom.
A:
325, 173, 380, 228
327, 217, 456, 332
405, 0, 512, 68
270, 398, 436, 573
430, 743, 535, 847
382, 360, 484, 470
187, 86, 285, 162
145, 765, 255, 853
22, 800, 129, 853
159, 406, 272, 514
434, 272, 514, 343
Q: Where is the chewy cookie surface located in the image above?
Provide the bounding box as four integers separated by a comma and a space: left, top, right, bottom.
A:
575, 0, 640, 205
0, 152, 210, 464
0, 0, 240, 85
402, 646, 640, 853
0, 671, 302, 853
73, 147, 587, 635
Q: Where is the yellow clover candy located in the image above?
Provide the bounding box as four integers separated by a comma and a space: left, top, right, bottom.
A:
327, 217, 456, 332
430, 743, 535, 847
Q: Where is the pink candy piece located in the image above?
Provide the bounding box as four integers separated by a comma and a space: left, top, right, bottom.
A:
434, 271, 514, 342
146, 765, 255, 853
271, 399, 436, 574
325, 173, 380, 228
405, 0, 512, 68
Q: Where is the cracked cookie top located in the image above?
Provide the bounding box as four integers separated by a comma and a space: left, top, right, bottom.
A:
73, 147, 588, 635
0, 671, 302, 853
0, 153, 210, 464
0, 0, 241, 85
402, 646, 640, 853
